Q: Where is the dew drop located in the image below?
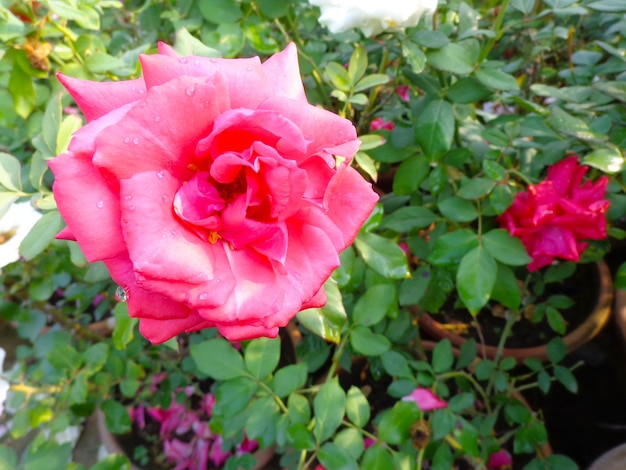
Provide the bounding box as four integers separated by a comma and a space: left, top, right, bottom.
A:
185, 86, 195, 97
124, 137, 131, 144
194, 59, 200, 66
138, 89, 145, 94
96, 200, 104, 209
198, 292, 210, 301
179, 58, 188, 64
245, 66, 252, 72
132, 137, 140, 145
209, 58, 217, 63
154, 116, 161, 122
203, 100, 211, 108
124, 194, 132, 201
161, 194, 169, 203
129, 205, 136, 212
114, 286, 129, 302
156, 171, 164, 179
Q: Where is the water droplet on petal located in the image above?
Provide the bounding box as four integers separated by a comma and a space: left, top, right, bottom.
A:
161, 194, 169, 203
96, 200, 104, 209
209, 58, 217, 63
194, 59, 200, 66
115, 286, 129, 302
132, 137, 140, 145
185, 87, 195, 97
154, 116, 161, 122
199, 293, 209, 301
138, 89, 145, 94
124, 194, 132, 201
124, 137, 130, 144
245, 66, 252, 72
156, 171, 164, 179
129, 205, 136, 212
179, 58, 188, 64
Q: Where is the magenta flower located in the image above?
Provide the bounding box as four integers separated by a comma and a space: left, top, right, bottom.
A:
370, 117, 395, 131
402, 387, 447, 410
488, 449, 513, 469
499, 156, 609, 271
397, 85, 410, 102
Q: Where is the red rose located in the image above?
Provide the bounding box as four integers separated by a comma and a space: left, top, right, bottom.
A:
49, 43, 378, 343
498, 156, 609, 271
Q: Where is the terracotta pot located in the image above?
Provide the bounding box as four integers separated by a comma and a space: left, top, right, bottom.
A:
96, 409, 275, 470
418, 260, 613, 363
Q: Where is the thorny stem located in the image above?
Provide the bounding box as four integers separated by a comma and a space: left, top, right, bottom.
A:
437, 370, 491, 414
249, 374, 288, 414
325, 331, 350, 383
486, 309, 518, 397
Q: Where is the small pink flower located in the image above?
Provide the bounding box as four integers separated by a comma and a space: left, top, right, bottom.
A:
370, 117, 394, 132
237, 435, 259, 455
397, 85, 410, 102
488, 449, 513, 469
402, 387, 447, 410
364, 437, 376, 449
209, 435, 232, 468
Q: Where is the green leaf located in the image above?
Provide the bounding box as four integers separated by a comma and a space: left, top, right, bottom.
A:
318, 442, 358, 470
457, 247, 497, 314
245, 337, 280, 379
583, 148, 624, 174
426, 43, 475, 75
354, 232, 410, 279
0, 6, 26, 41
256, 0, 290, 17
482, 229, 532, 266
85, 52, 127, 74
554, 365, 578, 393
547, 107, 606, 142
587, 0, 626, 12
19, 211, 62, 261
392, 155, 431, 195
352, 284, 396, 326
475, 66, 519, 91
447, 77, 492, 104
415, 99, 455, 159
615, 262, 626, 290
361, 444, 395, 470
456, 338, 477, 369
594, 81, 626, 103
399, 266, 431, 306
313, 379, 346, 443
287, 423, 316, 450
173, 27, 221, 57
100, 400, 131, 434
429, 229, 479, 266
346, 386, 371, 428
377, 401, 421, 445
297, 279, 346, 343
215, 377, 259, 418
8, 62, 35, 118
0, 444, 18, 470
350, 326, 391, 356
245, 395, 280, 443
112, 303, 137, 350
490, 263, 522, 310
287, 393, 311, 425
325, 62, 351, 92
402, 40, 427, 74
382, 206, 438, 232
432, 339, 454, 374
547, 337, 567, 363
0, 152, 22, 191
198, 0, 242, 23
457, 177, 497, 200
190, 338, 246, 380
83, 343, 110, 374
89, 454, 131, 470
381, 350, 413, 378
546, 306, 567, 334
273, 363, 308, 397
490, 184, 515, 214
354, 74, 390, 93
511, 0, 536, 14
438, 197, 478, 223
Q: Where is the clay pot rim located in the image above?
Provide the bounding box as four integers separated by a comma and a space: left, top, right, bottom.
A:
418, 260, 613, 363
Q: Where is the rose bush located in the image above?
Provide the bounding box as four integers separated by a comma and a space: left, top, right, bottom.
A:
308, 0, 437, 36
499, 156, 609, 272
49, 43, 378, 343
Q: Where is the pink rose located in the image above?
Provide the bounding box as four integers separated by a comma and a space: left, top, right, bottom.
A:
49, 43, 378, 343
396, 85, 410, 102
498, 156, 609, 271
402, 387, 447, 410
370, 117, 394, 131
